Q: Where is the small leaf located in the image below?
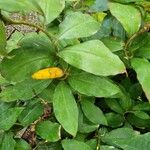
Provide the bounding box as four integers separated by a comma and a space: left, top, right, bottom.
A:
32, 67, 64, 80
53, 81, 78, 136
78, 106, 99, 133
36, 121, 61, 142
109, 2, 141, 36
37, 0, 65, 24
18, 100, 44, 126
131, 58, 150, 102
81, 99, 107, 125
0, 107, 23, 131
58, 40, 125, 76
62, 139, 93, 150
68, 70, 121, 97
0, 20, 6, 55
58, 12, 100, 39
1, 132, 16, 150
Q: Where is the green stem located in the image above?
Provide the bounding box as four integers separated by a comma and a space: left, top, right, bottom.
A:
1, 14, 59, 50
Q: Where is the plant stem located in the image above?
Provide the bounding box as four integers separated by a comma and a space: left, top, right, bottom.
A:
1, 14, 59, 50
124, 22, 150, 59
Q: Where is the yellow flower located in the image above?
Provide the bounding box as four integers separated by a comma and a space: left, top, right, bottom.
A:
32, 67, 64, 80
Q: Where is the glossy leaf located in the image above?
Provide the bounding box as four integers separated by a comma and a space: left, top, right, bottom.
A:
0, 107, 23, 131
81, 99, 107, 125
58, 12, 100, 39
131, 58, 150, 102
109, 2, 141, 36
58, 40, 125, 76
68, 70, 120, 97
62, 139, 93, 150
36, 121, 61, 142
53, 82, 78, 136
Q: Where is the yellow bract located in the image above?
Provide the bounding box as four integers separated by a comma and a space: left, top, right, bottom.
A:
32, 67, 64, 80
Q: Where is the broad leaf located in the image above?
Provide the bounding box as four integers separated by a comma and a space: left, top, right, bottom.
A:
109, 2, 141, 36
81, 99, 107, 125
131, 58, 150, 102
37, 0, 65, 24
0, 78, 51, 102
0, 107, 23, 131
1, 47, 54, 82
36, 121, 61, 142
58, 40, 125, 76
58, 12, 100, 39
53, 81, 78, 136
68, 70, 121, 97
62, 139, 92, 150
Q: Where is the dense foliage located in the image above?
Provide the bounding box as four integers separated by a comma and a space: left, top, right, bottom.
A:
0, 0, 150, 149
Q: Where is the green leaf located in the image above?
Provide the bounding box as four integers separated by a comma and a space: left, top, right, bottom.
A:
62, 139, 93, 150
58, 12, 100, 39
6, 31, 24, 54
105, 99, 124, 114
0, 107, 23, 131
131, 58, 150, 102
109, 2, 141, 36
78, 106, 99, 133
1, 132, 16, 150
86, 139, 97, 150
105, 113, 124, 128
58, 40, 125, 76
102, 128, 139, 148
132, 102, 150, 111
68, 70, 120, 98
81, 99, 107, 125
90, 0, 108, 12
0, 0, 38, 12
53, 81, 78, 136
1, 47, 54, 82
130, 111, 150, 120
37, 0, 65, 24
0, 78, 51, 102
36, 121, 61, 142
15, 139, 31, 150
18, 100, 44, 126
101, 37, 124, 52
0, 20, 6, 55
103, 129, 150, 150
